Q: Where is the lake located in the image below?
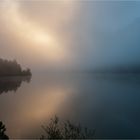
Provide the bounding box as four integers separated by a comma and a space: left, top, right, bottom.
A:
0, 73, 140, 138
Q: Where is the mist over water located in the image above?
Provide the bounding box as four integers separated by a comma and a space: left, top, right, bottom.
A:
0, 73, 140, 138
1, 1, 140, 139
1, 1, 140, 70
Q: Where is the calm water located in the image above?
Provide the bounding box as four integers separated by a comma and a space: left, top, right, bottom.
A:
0, 73, 140, 138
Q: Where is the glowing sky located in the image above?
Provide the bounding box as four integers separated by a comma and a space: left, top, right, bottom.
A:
0, 0, 79, 69
1, 0, 69, 63
0, 0, 140, 71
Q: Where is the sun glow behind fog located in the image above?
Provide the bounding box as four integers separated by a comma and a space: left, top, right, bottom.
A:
1, 0, 65, 62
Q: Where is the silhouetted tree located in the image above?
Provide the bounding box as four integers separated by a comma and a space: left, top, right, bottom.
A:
22, 68, 32, 76
0, 58, 31, 76
0, 121, 9, 139
40, 116, 95, 139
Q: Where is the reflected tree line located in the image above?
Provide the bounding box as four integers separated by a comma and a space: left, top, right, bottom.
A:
0, 58, 31, 76
0, 116, 95, 139
0, 76, 31, 94
0, 58, 95, 139
0, 58, 32, 94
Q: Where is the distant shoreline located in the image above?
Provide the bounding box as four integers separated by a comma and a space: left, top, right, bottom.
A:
0, 74, 32, 77
0, 58, 32, 77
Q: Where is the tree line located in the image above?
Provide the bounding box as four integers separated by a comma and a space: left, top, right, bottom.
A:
0, 58, 31, 76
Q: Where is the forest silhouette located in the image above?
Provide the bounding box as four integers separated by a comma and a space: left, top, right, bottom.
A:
0, 58, 31, 76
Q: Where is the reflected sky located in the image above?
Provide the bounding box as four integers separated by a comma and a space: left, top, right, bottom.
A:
0, 74, 140, 138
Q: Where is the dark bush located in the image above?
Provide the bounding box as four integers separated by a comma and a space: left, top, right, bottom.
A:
0, 121, 9, 139
40, 116, 95, 139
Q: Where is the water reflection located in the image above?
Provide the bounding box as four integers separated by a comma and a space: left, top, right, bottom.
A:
0, 74, 140, 138
0, 76, 31, 94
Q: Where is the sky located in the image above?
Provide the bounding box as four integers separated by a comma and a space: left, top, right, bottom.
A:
0, 0, 140, 71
